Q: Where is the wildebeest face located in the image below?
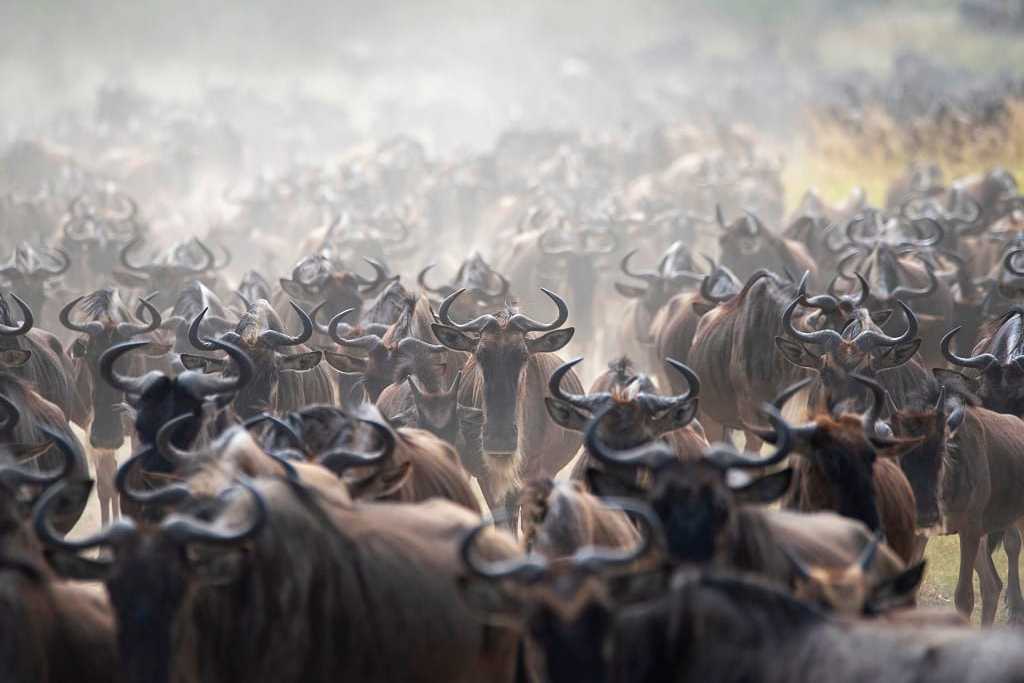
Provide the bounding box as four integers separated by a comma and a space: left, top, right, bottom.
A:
890, 399, 952, 530
432, 288, 575, 454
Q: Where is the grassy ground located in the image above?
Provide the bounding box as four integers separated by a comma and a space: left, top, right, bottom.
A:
920, 536, 1011, 624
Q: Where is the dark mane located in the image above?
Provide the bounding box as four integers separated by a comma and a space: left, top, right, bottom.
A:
81, 288, 127, 321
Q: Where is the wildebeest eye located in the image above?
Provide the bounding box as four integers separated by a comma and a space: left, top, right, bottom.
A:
70, 339, 88, 358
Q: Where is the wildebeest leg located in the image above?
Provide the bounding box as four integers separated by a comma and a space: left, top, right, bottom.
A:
92, 448, 119, 525
975, 536, 1004, 626
911, 534, 929, 564
1004, 526, 1024, 623
955, 530, 982, 618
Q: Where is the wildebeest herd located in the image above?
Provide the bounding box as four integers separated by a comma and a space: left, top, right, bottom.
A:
5, 104, 1024, 683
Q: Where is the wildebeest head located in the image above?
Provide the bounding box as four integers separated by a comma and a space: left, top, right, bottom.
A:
318, 294, 447, 402
115, 237, 224, 308
0, 425, 81, 538
279, 254, 393, 318
785, 532, 925, 616
716, 208, 785, 277
889, 372, 970, 530
940, 307, 1024, 416
775, 292, 922, 409
59, 192, 141, 286
754, 375, 922, 533
183, 299, 322, 419
615, 244, 707, 317
34, 474, 266, 683
0, 243, 70, 316
431, 288, 575, 454
98, 338, 252, 470
545, 356, 699, 449
584, 403, 794, 564
458, 496, 660, 683
536, 223, 617, 333
0, 293, 36, 371
61, 289, 166, 449
418, 252, 511, 318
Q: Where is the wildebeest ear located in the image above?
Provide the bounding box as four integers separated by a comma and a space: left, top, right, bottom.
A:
731, 467, 793, 504
614, 282, 647, 299
691, 300, 717, 316
349, 461, 413, 500
112, 270, 150, 288
870, 309, 893, 326
866, 560, 926, 615
179, 354, 222, 372
873, 339, 920, 370
544, 396, 589, 431
279, 350, 323, 372
526, 327, 575, 354
278, 278, 308, 300
431, 324, 479, 352
774, 337, 822, 369
0, 349, 32, 367
323, 351, 367, 373
456, 575, 526, 628
585, 466, 643, 498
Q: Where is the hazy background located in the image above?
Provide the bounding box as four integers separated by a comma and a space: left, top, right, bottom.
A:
3, 0, 1023, 159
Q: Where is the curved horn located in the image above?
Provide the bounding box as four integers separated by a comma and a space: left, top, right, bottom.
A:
417, 264, 448, 294
187, 307, 218, 351
161, 477, 267, 546
853, 300, 918, 350
153, 414, 201, 468
99, 340, 164, 394
644, 358, 701, 412
34, 481, 137, 553
178, 339, 254, 397
460, 516, 548, 581
114, 446, 194, 507
59, 296, 104, 336
902, 217, 945, 248
116, 297, 162, 337
940, 326, 997, 370
396, 336, 445, 356
0, 293, 33, 336
0, 425, 76, 487
619, 250, 658, 283
119, 237, 150, 272
326, 308, 371, 348
318, 416, 397, 475
509, 288, 569, 332
704, 404, 794, 470
548, 357, 605, 409
243, 413, 303, 450
40, 248, 71, 276
783, 296, 842, 347
437, 289, 496, 331
570, 498, 664, 572
890, 258, 937, 299
354, 257, 391, 292
183, 238, 216, 273
259, 301, 314, 348
583, 404, 676, 469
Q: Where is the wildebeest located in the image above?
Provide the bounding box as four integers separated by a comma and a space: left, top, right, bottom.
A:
891, 370, 1024, 623
183, 299, 334, 419
716, 208, 818, 286
431, 288, 581, 516
60, 288, 166, 522
941, 306, 1024, 417
755, 375, 919, 564
0, 428, 119, 683
37, 460, 522, 683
